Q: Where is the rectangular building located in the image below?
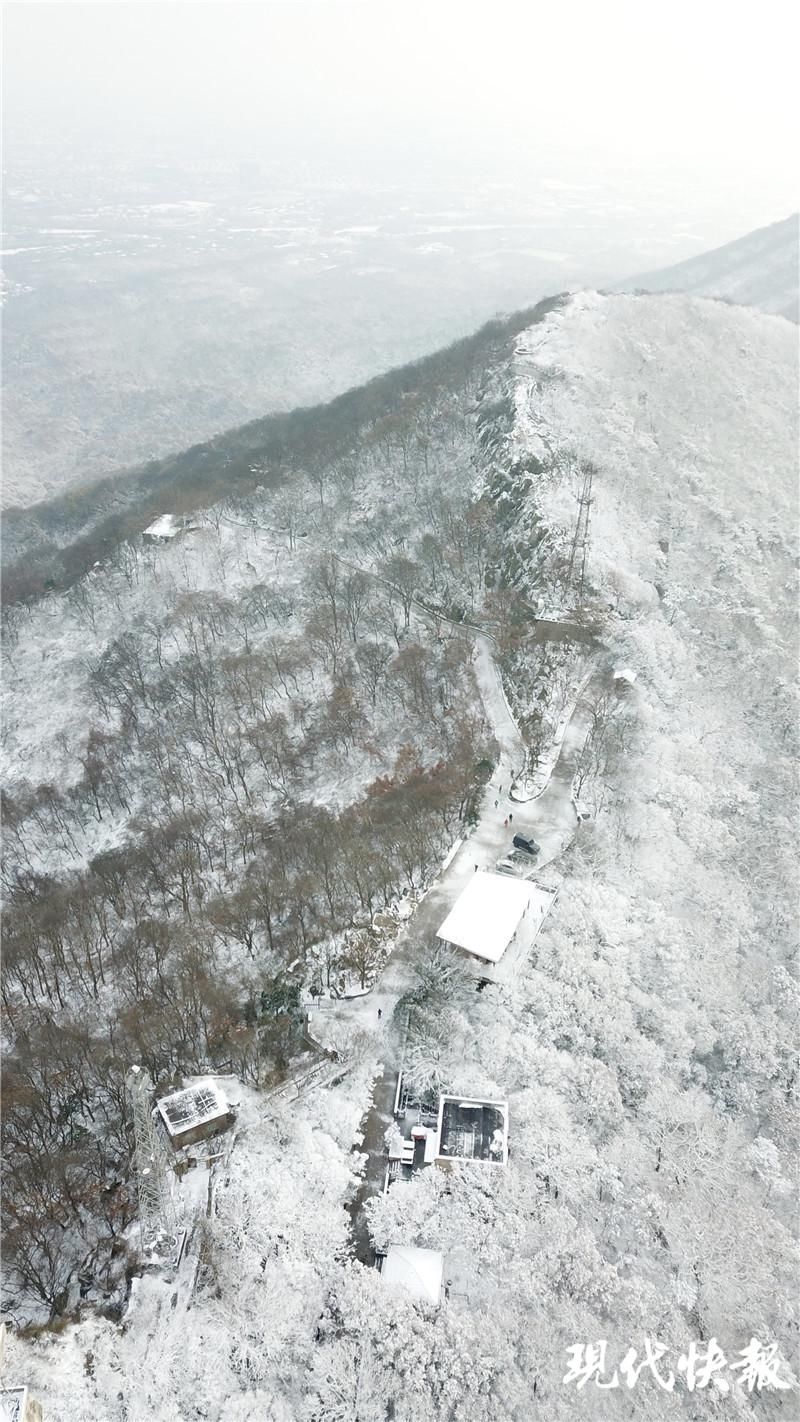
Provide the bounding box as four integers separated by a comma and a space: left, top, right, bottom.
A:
435, 1096, 509, 1167
436, 870, 557, 983
156, 1079, 234, 1151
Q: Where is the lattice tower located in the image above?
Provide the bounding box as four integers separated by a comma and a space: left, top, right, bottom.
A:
127, 1065, 178, 1251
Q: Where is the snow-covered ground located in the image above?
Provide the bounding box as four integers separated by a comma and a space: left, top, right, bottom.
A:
6, 290, 798, 1418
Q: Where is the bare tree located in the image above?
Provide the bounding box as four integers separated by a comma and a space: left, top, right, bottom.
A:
307, 554, 343, 636
305, 606, 343, 678
271, 489, 304, 551
341, 569, 371, 643
381, 555, 420, 629
354, 640, 392, 707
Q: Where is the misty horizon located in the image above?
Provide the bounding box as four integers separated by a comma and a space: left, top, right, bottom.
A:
2, 1, 798, 509
5, 1, 798, 227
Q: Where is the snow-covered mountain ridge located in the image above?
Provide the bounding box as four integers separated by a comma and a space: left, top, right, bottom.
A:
619, 213, 799, 321
5, 289, 799, 1417
509, 290, 797, 828
514, 288, 796, 537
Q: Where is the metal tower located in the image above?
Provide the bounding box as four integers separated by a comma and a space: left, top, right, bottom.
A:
127, 1065, 179, 1256
564, 461, 595, 611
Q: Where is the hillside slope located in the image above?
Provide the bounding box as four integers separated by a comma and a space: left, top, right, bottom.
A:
0, 301, 560, 603
620, 213, 799, 320
5, 291, 799, 1418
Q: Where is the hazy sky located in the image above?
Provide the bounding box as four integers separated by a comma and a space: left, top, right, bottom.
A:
4, 1, 798, 213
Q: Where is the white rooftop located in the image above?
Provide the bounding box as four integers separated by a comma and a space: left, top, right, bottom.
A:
382, 1246, 443, 1306
436, 871, 538, 964
144, 514, 180, 539
157, 1079, 229, 1137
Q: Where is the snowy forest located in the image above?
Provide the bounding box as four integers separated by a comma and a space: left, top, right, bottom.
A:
1, 288, 798, 1420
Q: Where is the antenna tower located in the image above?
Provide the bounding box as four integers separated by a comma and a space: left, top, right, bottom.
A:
564, 462, 594, 611
127, 1065, 179, 1255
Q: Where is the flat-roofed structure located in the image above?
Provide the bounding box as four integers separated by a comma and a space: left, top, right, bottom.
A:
380, 1246, 444, 1306
156, 1079, 234, 1151
144, 513, 181, 541
436, 871, 557, 982
435, 1096, 509, 1166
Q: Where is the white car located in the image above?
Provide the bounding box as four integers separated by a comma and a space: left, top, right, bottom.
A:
495, 850, 538, 877
495, 857, 517, 876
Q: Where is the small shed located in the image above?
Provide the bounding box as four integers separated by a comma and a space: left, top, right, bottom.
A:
156, 1079, 234, 1151
143, 513, 199, 543
143, 514, 182, 542
380, 1246, 444, 1306
613, 666, 638, 688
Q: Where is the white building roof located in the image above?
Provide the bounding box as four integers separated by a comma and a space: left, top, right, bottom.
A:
382, 1246, 443, 1306
157, 1079, 229, 1138
144, 514, 180, 540
436, 871, 536, 964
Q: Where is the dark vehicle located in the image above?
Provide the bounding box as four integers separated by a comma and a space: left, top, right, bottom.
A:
512, 833, 540, 856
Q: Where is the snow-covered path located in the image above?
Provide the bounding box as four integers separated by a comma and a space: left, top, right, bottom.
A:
322, 635, 595, 1258
322, 647, 595, 1045
472, 633, 526, 774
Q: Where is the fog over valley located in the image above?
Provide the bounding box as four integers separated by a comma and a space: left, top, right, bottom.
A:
3, 1, 797, 506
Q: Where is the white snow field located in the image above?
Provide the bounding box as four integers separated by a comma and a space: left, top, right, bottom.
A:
7, 291, 799, 1419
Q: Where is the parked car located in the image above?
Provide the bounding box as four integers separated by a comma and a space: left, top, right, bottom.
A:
512, 833, 540, 856
495, 850, 538, 877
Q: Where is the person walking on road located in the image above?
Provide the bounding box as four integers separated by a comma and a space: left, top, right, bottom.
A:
377, 1008, 382, 1021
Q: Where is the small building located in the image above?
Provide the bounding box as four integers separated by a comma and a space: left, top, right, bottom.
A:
380, 1246, 444, 1306
143, 513, 182, 542
156, 1079, 234, 1151
613, 666, 637, 688
436, 871, 557, 983
143, 513, 199, 543
435, 1096, 509, 1167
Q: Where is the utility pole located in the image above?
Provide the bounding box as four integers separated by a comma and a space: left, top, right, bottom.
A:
127, 1065, 180, 1258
